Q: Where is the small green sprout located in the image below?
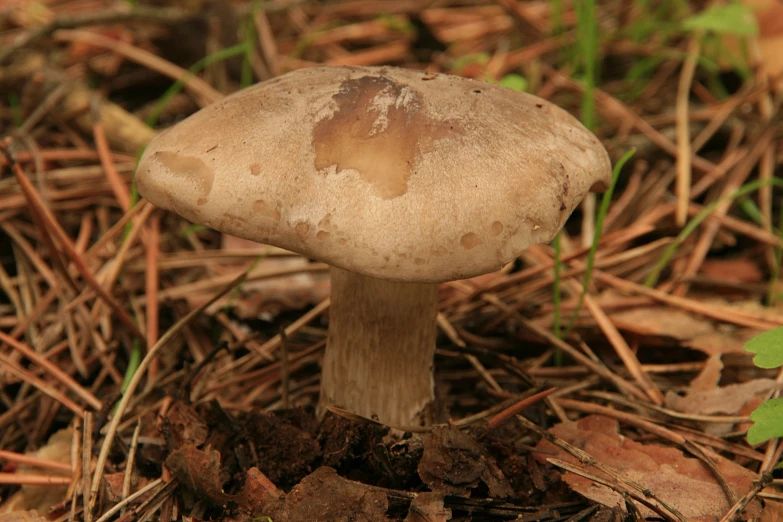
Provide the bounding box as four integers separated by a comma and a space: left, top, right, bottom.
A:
745, 327, 783, 445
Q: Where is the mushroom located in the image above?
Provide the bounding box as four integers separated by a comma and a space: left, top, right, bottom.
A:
135, 66, 612, 427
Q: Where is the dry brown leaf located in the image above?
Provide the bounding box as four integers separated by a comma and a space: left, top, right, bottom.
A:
607, 302, 767, 357
0, 429, 72, 516
666, 379, 777, 435
163, 400, 209, 449
263, 467, 389, 522
688, 327, 763, 356
689, 354, 723, 392
747, 0, 783, 79
609, 306, 715, 340
103, 472, 125, 503
418, 426, 513, 498
535, 415, 764, 521
405, 492, 452, 521
165, 444, 230, 506
234, 467, 284, 516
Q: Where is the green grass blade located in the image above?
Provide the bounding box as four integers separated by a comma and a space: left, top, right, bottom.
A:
145, 43, 249, 129
645, 177, 783, 288
564, 148, 636, 335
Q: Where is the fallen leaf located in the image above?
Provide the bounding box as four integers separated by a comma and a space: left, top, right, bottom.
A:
689, 327, 764, 357
103, 472, 125, 503
535, 415, 764, 521
263, 467, 389, 522
747, 0, 783, 80
234, 467, 283, 515
609, 306, 715, 341
606, 302, 767, 357
666, 378, 777, 435
165, 444, 230, 506
688, 354, 723, 392
163, 400, 209, 449
0, 429, 72, 516
405, 492, 452, 521
418, 426, 513, 498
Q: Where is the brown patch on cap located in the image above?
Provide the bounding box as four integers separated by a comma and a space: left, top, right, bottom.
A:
312, 75, 460, 199
249, 163, 262, 176
154, 151, 215, 197
252, 199, 281, 221
460, 232, 482, 250
295, 222, 311, 236
491, 221, 504, 236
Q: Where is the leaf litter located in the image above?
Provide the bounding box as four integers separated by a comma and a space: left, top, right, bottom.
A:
1, 0, 783, 521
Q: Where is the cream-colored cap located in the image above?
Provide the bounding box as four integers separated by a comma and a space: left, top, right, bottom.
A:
136, 66, 611, 283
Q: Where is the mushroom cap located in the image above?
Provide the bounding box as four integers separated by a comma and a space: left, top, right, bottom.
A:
136, 66, 612, 283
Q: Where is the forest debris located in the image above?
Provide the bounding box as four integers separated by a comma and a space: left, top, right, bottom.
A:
233, 467, 283, 515
535, 415, 765, 520
163, 400, 209, 448
688, 354, 723, 392
700, 257, 763, 284
63, 84, 156, 154
608, 304, 765, 357
0, 429, 72, 516
609, 306, 714, 341
666, 379, 777, 435
418, 426, 513, 498
0, 511, 48, 522
165, 444, 284, 516
745, 0, 783, 79
404, 492, 451, 521
184, 235, 330, 317
165, 444, 230, 506
688, 328, 764, 356
262, 467, 389, 522
103, 472, 125, 502
241, 411, 320, 488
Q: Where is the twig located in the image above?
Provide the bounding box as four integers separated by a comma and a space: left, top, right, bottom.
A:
82, 411, 94, 522
0, 449, 72, 472
89, 270, 250, 513
718, 472, 773, 522
94, 478, 164, 522
0, 5, 188, 64
547, 458, 679, 521
483, 387, 557, 432
517, 414, 687, 522
0, 330, 102, 410
1, 140, 145, 340
122, 421, 143, 506
0, 473, 72, 485
675, 33, 702, 226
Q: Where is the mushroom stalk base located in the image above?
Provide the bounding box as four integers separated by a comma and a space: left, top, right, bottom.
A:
318, 267, 439, 427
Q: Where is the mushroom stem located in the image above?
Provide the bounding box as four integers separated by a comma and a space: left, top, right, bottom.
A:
318, 267, 439, 427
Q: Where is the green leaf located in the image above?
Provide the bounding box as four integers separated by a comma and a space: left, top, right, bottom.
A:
744, 327, 783, 369
500, 74, 528, 92
683, 3, 758, 36
748, 398, 783, 445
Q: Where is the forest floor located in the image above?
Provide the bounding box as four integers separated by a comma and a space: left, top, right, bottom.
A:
1, 0, 783, 521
